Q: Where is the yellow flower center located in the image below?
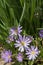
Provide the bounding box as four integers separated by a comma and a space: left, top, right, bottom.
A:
8, 55, 11, 59
15, 30, 18, 33
31, 51, 35, 55
21, 41, 25, 46
14, 29, 18, 35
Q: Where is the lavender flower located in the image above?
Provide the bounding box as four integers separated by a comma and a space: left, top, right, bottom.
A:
39, 30, 43, 38
1, 50, 12, 63
14, 35, 33, 52
6, 35, 14, 43
9, 25, 22, 36
16, 53, 23, 62
26, 46, 40, 60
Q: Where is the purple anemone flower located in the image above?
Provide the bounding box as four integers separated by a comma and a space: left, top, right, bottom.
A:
14, 35, 33, 52
6, 35, 14, 43
9, 25, 22, 36
39, 30, 43, 38
1, 50, 12, 63
26, 46, 40, 60
16, 53, 23, 62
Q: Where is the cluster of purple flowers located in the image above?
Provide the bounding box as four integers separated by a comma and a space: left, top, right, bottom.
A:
1, 50, 12, 63
16, 53, 23, 62
39, 29, 43, 38
6, 25, 22, 43
26, 46, 40, 60
1, 25, 41, 63
14, 35, 33, 52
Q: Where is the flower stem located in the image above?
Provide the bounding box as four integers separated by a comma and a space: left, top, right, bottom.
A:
30, 61, 34, 65
19, 0, 26, 23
